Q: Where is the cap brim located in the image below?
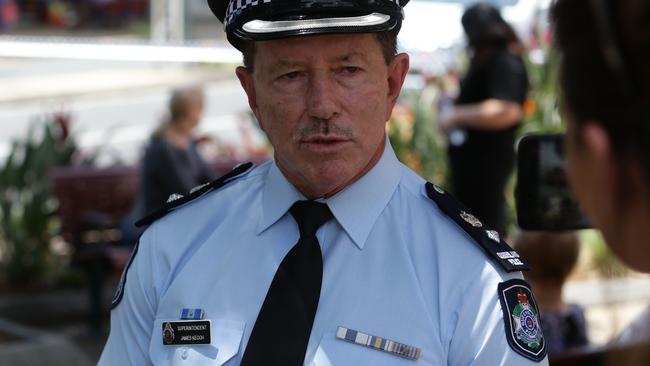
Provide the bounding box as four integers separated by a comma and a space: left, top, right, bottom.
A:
241, 13, 390, 34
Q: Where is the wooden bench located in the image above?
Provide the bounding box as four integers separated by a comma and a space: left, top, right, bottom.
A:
49, 158, 266, 331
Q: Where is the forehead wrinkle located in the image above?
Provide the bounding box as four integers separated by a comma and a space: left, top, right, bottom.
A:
335, 52, 366, 63
270, 51, 367, 72
256, 34, 378, 75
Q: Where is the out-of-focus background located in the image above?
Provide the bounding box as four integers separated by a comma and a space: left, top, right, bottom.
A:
0, 0, 647, 364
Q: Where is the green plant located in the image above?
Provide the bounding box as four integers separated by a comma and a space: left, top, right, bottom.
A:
389, 83, 448, 184
0, 116, 76, 287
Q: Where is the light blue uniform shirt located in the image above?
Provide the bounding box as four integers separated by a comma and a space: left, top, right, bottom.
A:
99, 140, 549, 365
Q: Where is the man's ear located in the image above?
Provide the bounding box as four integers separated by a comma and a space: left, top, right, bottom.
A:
386, 53, 410, 117
236, 66, 258, 116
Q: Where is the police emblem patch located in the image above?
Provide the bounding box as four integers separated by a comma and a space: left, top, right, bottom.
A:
498, 279, 547, 362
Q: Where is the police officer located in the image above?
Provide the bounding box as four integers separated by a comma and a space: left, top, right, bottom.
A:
98, 1, 548, 364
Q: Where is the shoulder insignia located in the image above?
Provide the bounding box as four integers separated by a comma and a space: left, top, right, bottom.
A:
135, 162, 254, 228
425, 182, 529, 273
110, 240, 140, 310
498, 279, 547, 362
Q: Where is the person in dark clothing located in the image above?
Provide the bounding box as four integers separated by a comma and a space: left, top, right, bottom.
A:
141, 85, 215, 215
438, 3, 528, 235
119, 85, 215, 246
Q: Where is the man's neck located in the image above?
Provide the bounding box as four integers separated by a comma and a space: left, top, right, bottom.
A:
284, 136, 387, 199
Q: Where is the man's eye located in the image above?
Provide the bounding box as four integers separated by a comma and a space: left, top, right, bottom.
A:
282, 71, 302, 79
342, 66, 361, 74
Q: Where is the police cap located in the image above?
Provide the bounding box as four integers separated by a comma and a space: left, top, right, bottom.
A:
207, 0, 409, 50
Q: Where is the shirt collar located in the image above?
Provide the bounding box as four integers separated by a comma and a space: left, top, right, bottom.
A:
257, 161, 306, 235
258, 138, 403, 250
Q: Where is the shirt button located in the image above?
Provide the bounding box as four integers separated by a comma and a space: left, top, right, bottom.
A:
181, 347, 189, 360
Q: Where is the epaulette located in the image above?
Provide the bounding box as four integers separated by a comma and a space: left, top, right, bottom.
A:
135, 162, 254, 228
425, 182, 529, 273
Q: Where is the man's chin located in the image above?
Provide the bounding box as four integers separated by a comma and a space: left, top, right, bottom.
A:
308, 168, 360, 198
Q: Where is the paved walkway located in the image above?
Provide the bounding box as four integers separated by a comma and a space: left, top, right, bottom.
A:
0, 54, 235, 103
564, 276, 650, 345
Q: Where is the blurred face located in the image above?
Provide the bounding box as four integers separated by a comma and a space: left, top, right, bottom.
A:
187, 101, 203, 129
237, 33, 408, 198
173, 97, 204, 134
565, 121, 606, 233
565, 118, 650, 272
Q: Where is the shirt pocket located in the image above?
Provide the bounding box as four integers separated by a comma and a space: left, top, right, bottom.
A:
150, 318, 245, 366
311, 332, 423, 366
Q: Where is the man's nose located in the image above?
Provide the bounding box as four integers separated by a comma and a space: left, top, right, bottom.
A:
306, 73, 339, 121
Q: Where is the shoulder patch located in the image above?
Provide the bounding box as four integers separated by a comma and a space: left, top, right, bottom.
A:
498, 279, 547, 362
425, 182, 529, 272
135, 162, 254, 228
110, 240, 140, 310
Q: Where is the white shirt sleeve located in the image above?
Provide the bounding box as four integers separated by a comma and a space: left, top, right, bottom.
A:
98, 227, 159, 366
447, 270, 549, 366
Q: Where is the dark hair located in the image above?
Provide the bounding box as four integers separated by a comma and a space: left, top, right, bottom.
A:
513, 231, 580, 283
553, 0, 650, 184
461, 3, 521, 50
240, 28, 399, 72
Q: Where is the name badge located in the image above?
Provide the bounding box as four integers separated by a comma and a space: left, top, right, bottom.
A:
162, 320, 211, 345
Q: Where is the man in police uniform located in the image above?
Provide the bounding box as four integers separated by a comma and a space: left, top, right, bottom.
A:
99, 1, 548, 364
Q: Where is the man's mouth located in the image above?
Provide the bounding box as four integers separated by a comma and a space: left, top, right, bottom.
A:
301, 136, 351, 151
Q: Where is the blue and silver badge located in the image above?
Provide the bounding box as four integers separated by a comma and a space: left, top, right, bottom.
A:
498, 279, 547, 362
180, 308, 205, 320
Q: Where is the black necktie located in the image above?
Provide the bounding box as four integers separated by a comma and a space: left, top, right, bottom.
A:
241, 200, 333, 365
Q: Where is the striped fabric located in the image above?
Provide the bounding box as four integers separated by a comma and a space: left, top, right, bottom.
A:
336, 326, 421, 360
225, 0, 272, 26
224, 0, 402, 27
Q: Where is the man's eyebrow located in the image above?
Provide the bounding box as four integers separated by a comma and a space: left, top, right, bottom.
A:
272, 59, 305, 70
335, 52, 366, 62
267, 52, 366, 72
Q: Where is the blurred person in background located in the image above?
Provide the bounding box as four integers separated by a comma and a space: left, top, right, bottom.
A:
0, 0, 18, 30
142, 84, 215, 216
119, 85, 215, 246
514, 231, 588, 355
553, 0, 650, 363
438, 2, 528, 236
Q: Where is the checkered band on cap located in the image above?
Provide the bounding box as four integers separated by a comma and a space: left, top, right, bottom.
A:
210, 0, 408, 49
225, 0, 271, 27
224, 0, 401, 27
